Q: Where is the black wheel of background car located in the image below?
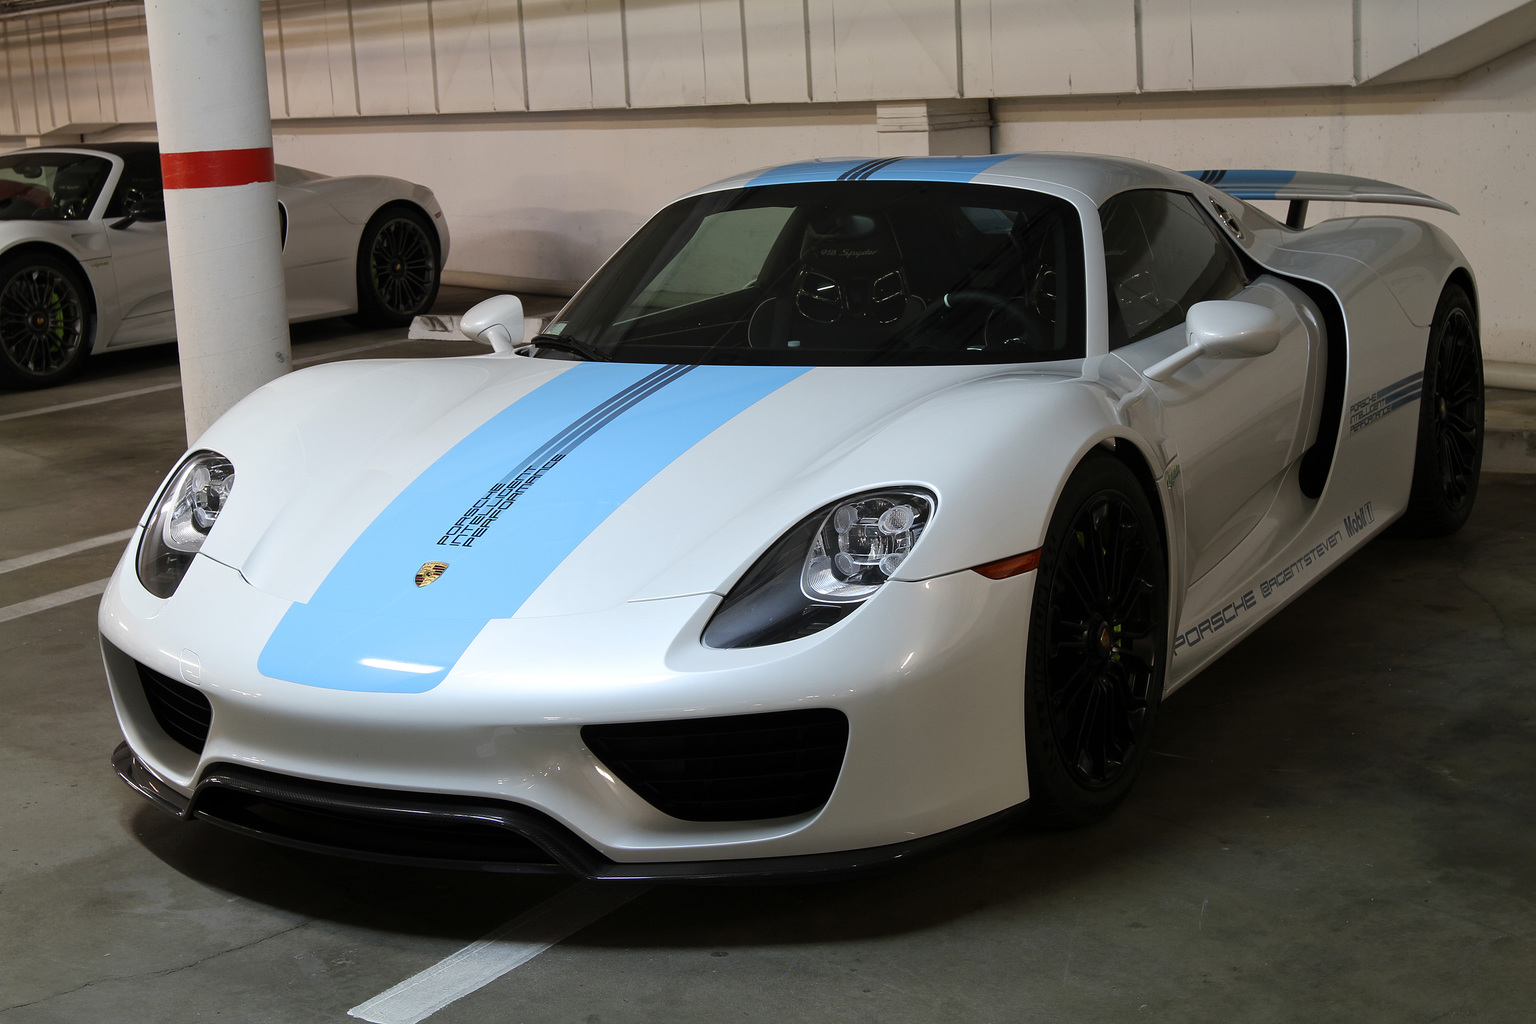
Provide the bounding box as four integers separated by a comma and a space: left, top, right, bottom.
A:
0, 251, 93, 389
1024, 452, 1167, 827
1391, 283, 1484, 538
353, 205, 440, 327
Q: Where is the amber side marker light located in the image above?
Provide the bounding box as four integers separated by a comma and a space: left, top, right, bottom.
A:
970, 548, 1043, 580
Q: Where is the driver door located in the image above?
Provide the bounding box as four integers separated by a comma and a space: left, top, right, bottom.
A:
1101, 189, 1314, 583
102, 150, 175, 345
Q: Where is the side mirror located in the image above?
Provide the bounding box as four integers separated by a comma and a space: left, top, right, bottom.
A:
1144, 300, 1283, 381
110, 198, 166, 231
459, 294, 525, 354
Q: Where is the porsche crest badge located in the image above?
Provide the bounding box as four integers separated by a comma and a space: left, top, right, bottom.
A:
415, 562, 449, 588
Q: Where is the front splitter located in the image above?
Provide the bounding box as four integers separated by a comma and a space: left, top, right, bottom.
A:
112, 741, 1023, 883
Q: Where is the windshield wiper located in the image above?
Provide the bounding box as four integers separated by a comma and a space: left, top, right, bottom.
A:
521, 334, 611, 362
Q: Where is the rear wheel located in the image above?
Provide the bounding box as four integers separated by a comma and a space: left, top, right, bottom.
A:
352, 205, 440, 327
1391, 283, 1483, 537
0, 251, 93, 389
1024, 453, 1167, 826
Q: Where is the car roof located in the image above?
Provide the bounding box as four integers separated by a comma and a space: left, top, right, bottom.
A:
2, 142, 158, 160
693, 152, 1197, 208
75, 142, 159, 159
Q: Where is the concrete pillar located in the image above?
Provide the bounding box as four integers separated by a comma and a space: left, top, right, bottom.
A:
144, 0, 290, 444
875, 99, 995, 158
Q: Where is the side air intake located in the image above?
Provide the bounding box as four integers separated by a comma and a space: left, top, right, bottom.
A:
135, 661, 212, 754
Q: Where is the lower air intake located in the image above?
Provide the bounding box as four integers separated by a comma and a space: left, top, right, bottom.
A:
189, 765, 574, 872
136, 661, 212, 754
582, 709, 849, 822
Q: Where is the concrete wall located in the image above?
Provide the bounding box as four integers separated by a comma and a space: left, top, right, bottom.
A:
7, 0, 1536, 136
4, 1, 1536, 368
251, 36, 1536, 368
277, 105, 882, 294
995, 39, 1536, 366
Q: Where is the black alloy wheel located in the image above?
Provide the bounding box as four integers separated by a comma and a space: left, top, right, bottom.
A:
353, 206, 440, 327
1392, 282, 1483, 537
1025, 453, 1167, 826
0, 252, 93, 389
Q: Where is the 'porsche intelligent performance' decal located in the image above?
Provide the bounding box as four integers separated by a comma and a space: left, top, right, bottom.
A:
257, 362, 809, 693
440, 364, 694, 547
1348, 371, 1422, 434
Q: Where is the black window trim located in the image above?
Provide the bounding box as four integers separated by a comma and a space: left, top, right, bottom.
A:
1099, 186, 1252, 351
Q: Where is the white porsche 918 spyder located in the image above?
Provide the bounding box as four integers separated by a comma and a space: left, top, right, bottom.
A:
0, 142, 449, 388
100, 154, 1482, 881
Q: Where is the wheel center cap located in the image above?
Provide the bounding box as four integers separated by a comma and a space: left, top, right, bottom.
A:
1098, 624, 1115, 651
32, 312, 46, 329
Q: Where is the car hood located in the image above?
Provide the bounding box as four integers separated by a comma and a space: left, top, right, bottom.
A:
189, 353, 1101, 690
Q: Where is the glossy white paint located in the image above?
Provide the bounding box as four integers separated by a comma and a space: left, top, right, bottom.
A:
460, 294, 525, 353
99, 154, 1470, 864
1144, 300, 1284, 380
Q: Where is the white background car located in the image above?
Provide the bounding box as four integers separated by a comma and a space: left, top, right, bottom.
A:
0, 142, 449, 389
100, 153, 1482, 880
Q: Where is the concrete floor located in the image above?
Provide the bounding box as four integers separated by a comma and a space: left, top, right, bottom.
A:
2, 301, 1533, 1023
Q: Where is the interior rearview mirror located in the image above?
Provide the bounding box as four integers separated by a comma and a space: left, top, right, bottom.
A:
110, 198, 166, 231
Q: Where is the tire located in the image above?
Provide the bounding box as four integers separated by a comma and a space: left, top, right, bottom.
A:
1024, 452, 1168, 827
1390, 283, 1483, 538
0, 251, 94, 389
352, 205, 441, 327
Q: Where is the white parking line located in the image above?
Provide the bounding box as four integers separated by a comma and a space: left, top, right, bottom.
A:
0, 382, 181, 423
0, 529, 135, 575
291, 336, 418, 366
348, 883, 649, 1024
0, 578, 110, 625
0, 337, 424, 424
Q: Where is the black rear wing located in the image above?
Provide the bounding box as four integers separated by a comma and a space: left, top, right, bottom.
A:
1183, 169, 1457, 229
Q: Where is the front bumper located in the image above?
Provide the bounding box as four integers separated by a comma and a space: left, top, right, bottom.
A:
101, 546, 1036, 869
114, 742, 1021, 882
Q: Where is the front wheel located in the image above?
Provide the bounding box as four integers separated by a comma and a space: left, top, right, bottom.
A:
1024, 453, 1168, 827
0, 251, 94, 389
352, 205, 441, 327
1390, 282, 1483, 537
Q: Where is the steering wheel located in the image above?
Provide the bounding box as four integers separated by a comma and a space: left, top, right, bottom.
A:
930, 290, 1052, 355
0, 183, 49, 218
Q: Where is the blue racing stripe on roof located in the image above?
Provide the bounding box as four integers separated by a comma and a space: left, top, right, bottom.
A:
1182, 168, 1299, 198
748, 159, 873, 185
864, 155, 1014, 182
257, 362, 810, 693
749, 154, 1013, 186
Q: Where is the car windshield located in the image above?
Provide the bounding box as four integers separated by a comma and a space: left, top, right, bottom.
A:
546, 180, 1086, 366
0, 152, 112, 221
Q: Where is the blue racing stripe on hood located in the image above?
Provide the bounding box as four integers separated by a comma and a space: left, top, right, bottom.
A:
257, 362, 810, 693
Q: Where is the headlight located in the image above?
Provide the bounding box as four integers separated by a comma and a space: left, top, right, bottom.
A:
136, 450, 234, 599
703, 488, 934, 649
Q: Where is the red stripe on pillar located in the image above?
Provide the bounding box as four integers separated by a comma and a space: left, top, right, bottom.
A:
161, 147, 276, 190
